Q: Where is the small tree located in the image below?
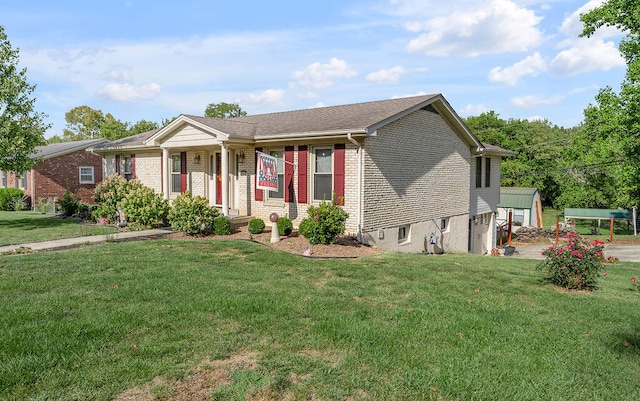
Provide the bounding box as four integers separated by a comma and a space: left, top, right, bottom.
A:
0, 25, 49, 173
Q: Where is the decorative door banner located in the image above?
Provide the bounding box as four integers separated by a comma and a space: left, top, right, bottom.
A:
256, 151, 278, 191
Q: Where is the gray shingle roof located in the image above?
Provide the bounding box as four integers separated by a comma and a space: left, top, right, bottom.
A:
33, 139, 108, 159
92, 129, 161, 150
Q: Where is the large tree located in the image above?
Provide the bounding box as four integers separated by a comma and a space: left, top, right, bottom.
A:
0, 25, 49, 173
576, 0, 640, 208
204, 102, 246, 118
63, 105, 105, 141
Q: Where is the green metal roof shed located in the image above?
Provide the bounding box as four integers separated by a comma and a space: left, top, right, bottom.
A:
498, 187, 539, 209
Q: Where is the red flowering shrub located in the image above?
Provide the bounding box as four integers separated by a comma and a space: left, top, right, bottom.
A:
632, 277, 640, 292
537, 234, 606, 290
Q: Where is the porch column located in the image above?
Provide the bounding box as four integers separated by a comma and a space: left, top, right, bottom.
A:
162, 148, 169, 200
221, 143, 229, 216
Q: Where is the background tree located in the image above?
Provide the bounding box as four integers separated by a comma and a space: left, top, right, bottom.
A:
63, 105, 105, 141
0, 25, 49, 173
99, 113, 129, 140
576, 0, 640, 208
204, 102, 246, 118
129, 119, 159, 135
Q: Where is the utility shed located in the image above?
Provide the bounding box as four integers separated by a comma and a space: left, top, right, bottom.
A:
564, 208, 635, 235
497, 187, 542, 228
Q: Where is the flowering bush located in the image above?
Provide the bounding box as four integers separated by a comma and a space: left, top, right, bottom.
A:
537, 234, 606, 290
631, 277, 640, 292
168, 191, 219, 235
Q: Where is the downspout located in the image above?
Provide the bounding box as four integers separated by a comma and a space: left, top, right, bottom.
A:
347, 133, 362, 241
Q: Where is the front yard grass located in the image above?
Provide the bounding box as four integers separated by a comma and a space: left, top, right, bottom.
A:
1, 240, 639, 400
0, 211, 118, 245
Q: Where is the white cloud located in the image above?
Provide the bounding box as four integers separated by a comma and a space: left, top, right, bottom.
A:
550, 38, 624, 76
405, 0, 543, 56
559, 0, 613, 38
291, 58, 357, 88
366, 66, 406, 83
97, 82, 161, 101
244, 89, 285, 105
460, 103, 489, 116
510, 94, 563, 108
489, 52, 547, 86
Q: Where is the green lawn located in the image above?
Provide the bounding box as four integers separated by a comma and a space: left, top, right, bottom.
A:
1, 240, 639, 400
0, 211, 118, 245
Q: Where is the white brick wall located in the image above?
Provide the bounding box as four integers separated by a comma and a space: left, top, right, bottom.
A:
359, 108, 472, 253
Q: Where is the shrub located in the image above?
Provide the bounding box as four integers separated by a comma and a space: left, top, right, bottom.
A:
277, 216, 293, 236
119, 186, 169, 228
248, 218, 265, 234
0, 188, 24, 211
57, 188, 81, 217
537, 234, 606, 290
168, 191, 219, 235
299, 200, 349, 245
10, 195, 28, 211
94, 175, 139, 223
213, 216, 232, 235
35, 197, 56, 214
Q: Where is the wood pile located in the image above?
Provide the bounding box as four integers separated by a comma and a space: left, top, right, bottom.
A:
513, 225, 579, 243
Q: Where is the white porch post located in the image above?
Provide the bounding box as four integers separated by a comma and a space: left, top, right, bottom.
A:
162, 148, 169, 200
221, 143, 229, 216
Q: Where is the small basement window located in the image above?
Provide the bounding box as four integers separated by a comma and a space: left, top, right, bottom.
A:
398, 225, 410, 244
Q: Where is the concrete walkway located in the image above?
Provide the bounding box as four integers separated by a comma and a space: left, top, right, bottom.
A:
0, 228, 172, 254
506, 243, 640, 262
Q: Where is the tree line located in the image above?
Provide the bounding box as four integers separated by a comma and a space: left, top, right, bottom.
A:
0, 0, 637, 209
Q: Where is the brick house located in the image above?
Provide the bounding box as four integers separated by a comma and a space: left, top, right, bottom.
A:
0, 139, 107, 208
93, 95, 515, 254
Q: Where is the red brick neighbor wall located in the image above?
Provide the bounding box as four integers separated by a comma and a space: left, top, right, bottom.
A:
27, 150, 104, 205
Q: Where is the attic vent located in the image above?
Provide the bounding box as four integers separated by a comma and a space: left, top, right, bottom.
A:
421, 104, 438, 113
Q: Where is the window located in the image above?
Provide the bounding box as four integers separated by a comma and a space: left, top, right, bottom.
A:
513, 209, 525, 225
123, 155, 132, 180
440, 218, 448, 231
79, 166, 94, 184
268, 150, 284, 199
485, 158, 491, 188
171, 154, 181, 193
314, 148, 333, 201
398, 225, 410, 243
21, 172, 27, 190
475, 157, 482, 188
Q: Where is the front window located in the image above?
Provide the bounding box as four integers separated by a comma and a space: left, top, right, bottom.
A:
485, 158, 491, 188
268, 150, 284, 199
123, 156, 132, 180
314, 148, 333, 201
475, 157, 482, 188
79, 166, 94, 184
171, 154, 181, 193
21, 172, 27, 189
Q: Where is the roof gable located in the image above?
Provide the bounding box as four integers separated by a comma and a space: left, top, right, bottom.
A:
498, 187, 540, 209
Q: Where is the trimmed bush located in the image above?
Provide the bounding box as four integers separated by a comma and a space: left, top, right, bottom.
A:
119, 186, 169, 228
213, 216, 232, 235
277, 216, 293, 236
0, 188, 24, 211
299, 200, 349, 245
248, 218, 265, 234
168, 191, 219, 235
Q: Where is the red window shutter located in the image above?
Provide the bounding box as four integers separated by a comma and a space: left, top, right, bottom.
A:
297, 145, 308, 204
180, 151, 187, 193
130, 154, 136, 180
333, 144, 345, 205
284, 146, 295, 203
254, 147, 263, 201
115, 154, 121, 175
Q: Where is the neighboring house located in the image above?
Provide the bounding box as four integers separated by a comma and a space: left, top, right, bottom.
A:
93, 94, 515, 254
497, 187, 542, 230
0, 139, 107, 208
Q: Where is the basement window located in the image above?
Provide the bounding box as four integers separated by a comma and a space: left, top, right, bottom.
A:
398, 225, 410, 244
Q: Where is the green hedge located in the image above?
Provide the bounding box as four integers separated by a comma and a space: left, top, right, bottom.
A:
0, 188, 25, 211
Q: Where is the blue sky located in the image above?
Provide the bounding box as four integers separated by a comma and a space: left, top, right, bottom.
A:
2, 0, 626, 138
